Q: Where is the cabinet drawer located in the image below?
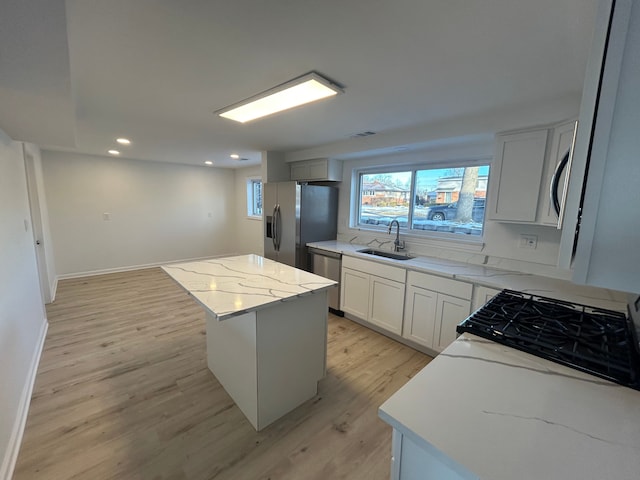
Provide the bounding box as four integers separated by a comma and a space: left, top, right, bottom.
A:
407, 270, 472, 299
343, 255, 406, 283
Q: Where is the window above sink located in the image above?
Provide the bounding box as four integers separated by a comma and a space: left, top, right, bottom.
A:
353, 161, 491, 241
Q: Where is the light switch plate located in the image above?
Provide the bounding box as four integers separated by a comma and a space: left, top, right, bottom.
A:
519, 234, 537, 249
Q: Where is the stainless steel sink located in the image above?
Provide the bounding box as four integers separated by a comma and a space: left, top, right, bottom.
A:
357, 248, 414, 261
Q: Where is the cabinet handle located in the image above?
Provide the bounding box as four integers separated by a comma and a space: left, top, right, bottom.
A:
550, 151, 570, 216
556, 121, 579, 229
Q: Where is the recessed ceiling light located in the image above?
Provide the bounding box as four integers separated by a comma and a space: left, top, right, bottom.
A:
108, 149, 120, 155
116, 138, 131, 145
216, 71, 343, 123
205, 161, 213, 165
230, 154, 240, 159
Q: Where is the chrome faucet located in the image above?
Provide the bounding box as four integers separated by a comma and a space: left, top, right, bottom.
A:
388, 219, 405, 252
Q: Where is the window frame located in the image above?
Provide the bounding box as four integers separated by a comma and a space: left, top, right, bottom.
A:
353, 159, 491, 241
246, 178, 263, 219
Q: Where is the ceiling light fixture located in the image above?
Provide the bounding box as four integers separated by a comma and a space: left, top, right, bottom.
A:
108, 149, 120, 155
205, 160, 213, 165
116, 138, 131, 145
216, 71, 343, 123
230, 154, 240, 159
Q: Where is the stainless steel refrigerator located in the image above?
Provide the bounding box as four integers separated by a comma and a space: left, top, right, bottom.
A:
264, 182, 338, 271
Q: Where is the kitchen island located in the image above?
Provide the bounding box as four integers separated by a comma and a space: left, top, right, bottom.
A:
379, 333, 640, 480
162, 254, 336, 431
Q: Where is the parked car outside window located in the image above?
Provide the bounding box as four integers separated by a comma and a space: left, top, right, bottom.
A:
426, 198, 485, 222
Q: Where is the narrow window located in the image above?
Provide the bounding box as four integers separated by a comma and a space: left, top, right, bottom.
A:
247, 179, 262, 218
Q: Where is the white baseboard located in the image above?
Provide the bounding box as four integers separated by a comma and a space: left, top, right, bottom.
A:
55, 253, 238, 281
0, 318, 48, 480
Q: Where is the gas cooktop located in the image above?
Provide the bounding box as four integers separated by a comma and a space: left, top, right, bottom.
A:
457, 290, 640, 390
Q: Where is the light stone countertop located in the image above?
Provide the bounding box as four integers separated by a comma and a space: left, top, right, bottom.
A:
379, 334, 640, 480
162, 254, 337, 320
307, 240, 627, 311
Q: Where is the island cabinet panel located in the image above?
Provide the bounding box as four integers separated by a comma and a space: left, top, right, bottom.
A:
206, 292, 328, 431
402, 271, 471, 353
255, 292, 327, 427
206, 311, 259, 426
391, 430, 476, 480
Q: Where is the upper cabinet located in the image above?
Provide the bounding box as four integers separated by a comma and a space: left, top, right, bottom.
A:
486, 120, 577, 226
487, 128, 549, 222
290, 158, 342, 182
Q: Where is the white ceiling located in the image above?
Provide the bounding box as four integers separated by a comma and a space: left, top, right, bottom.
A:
0, 0, 598, 168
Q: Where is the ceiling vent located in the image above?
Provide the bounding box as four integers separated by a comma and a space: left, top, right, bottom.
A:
350, 131, 377, 138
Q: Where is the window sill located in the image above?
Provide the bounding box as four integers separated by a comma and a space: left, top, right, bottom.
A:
246, 215, 263, 221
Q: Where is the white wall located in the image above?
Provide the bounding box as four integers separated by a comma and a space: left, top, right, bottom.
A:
234, 165, 264, 256
41, 151, 238, 277
0, 130, 48, 479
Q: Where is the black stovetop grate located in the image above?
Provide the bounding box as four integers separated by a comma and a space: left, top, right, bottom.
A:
457, 290, 640, 389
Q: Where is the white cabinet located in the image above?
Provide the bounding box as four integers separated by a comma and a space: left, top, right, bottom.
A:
472, 285, 501, 311
341, 267, 370, 320
486, 128, 549, 222
487, 121, 577, 226
341, 256, 406, 335
403, 271, 471, 353
290, 158, 342, 182
370, 276, 406, 334
390, 429, 475, 480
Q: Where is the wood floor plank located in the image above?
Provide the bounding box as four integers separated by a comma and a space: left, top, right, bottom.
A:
13, 267, 431, 479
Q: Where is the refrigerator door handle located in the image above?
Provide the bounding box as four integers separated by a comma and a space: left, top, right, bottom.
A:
272, 204, 278, 250
275, 204, 282, 251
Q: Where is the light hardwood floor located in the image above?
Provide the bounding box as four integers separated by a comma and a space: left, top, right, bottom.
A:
14, 268, 430, 480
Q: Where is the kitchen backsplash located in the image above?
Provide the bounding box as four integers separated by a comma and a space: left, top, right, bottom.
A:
337, 231, 573, 281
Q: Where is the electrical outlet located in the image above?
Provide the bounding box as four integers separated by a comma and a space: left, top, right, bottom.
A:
103, 212, 111, 221
519, 234, 537, 249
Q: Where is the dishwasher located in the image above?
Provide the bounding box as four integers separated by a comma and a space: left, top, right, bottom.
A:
309, 246, 343, 315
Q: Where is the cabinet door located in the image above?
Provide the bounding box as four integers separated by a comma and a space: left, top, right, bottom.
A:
290, 163, 310, 181
472, 285, 501, 312
487, 129, 549, 222
402, 285, 438, 348
369, 276, 405, 335
433, 294, 471, 352
540, 120, 577, 226
340, 267, 370, 320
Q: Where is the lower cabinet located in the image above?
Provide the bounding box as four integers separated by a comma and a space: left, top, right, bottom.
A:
390, 429, 476, 480
472, 285, 502, 311
341, 256, 406, 335
402, 271, 472, 353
